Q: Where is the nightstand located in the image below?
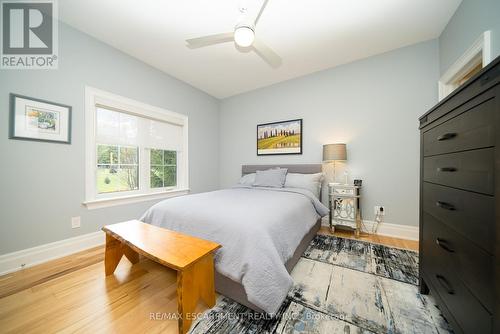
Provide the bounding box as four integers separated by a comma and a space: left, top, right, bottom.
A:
329, 183, 362, 237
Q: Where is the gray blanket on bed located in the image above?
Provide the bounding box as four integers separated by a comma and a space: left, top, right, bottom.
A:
140, 186, 328, 314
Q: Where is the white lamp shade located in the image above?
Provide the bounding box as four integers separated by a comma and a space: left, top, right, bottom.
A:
323, 144, 347, 161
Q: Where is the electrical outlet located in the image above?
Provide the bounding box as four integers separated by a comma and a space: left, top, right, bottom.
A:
374, 206, 385, 216
71, 216, 81, 229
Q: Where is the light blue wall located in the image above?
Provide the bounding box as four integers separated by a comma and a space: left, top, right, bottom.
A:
219, 40, 440, 227
3, 1, 495, 254
439, 0, 500, 74
0, 23, 220, 254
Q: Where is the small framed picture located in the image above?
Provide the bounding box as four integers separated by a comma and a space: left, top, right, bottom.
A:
9, 93, 72, 144
257, 119, 302, 155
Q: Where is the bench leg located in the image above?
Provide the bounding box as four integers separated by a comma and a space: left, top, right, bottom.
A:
105, 234, 123, 275
123, 243, 140, 264
177, 253, 216, 334
104, 234, 140, 275
196, 254, 216, 308
177, 268, 195, 334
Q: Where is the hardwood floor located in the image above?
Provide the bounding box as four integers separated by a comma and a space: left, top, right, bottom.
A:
0, 255, 197, 333
318, 226, 419, 251
0, 231, 418, 333
0, 246, 105, 299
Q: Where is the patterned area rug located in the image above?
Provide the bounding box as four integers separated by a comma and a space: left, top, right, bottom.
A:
189, 235, 453, 334
303, 234, 419, 285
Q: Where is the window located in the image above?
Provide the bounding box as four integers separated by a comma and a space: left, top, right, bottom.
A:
84, 87, 189, 209
97, 144, 139, 193
150, 149, 177, 188
439, 31, 492, 100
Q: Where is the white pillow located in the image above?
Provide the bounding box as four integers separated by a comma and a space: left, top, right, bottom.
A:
285, 173, 324, 198
238, 173, 256, 185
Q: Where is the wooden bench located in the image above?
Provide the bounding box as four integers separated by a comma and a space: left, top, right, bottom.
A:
102, 220, 221, 334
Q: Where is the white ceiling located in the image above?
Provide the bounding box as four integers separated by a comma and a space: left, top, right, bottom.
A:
59, 0, 461, 99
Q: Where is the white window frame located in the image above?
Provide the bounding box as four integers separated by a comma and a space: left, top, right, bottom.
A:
83, 86, 189, 209
438, 31, 492, 101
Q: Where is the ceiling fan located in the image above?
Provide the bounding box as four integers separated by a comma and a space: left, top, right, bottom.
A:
185, 0, 282, 68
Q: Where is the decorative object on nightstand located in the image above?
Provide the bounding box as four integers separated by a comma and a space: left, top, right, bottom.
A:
329, 183, 362, 237
322, 143, 347, 183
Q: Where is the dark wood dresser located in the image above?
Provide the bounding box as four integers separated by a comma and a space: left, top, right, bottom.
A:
419, 56, 500, 334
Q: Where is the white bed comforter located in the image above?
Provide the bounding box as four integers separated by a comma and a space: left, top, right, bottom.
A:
140, 186, 329, 314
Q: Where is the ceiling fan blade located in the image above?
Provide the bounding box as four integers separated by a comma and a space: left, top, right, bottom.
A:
186, 32, 234, 48
254, 0, 269, 25
252, 39, 282, 68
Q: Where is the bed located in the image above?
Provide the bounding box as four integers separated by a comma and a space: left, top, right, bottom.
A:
141, 164, 328, 314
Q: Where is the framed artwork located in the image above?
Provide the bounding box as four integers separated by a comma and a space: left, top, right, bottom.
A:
9, 93, 72, 144
257, 118, 302, 155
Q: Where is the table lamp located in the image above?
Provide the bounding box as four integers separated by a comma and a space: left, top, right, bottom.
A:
323, 143, 347, 184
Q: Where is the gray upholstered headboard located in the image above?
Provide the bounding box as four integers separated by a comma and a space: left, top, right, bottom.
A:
241, 164, 322, 175
242, 164, 324, 201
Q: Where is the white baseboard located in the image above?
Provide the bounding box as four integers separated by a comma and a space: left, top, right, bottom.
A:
0, 231, 105, 276
321, 217, 419, 241
364, 220, 419, 241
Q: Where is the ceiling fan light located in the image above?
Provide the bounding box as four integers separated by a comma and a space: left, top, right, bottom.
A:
234, 26, 254, 47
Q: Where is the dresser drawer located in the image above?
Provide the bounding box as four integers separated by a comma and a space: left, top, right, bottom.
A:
422, 213, 494, 314
423, 148, 494, 195
422, 182, 495, 254
426, 270, 492, 334
423, 98, 495, 157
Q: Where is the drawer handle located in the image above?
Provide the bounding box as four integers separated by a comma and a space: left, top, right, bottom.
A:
436, 238, 455, 253
436, 201, 456, 211
436, 274, 455, 295
437, 133, 457, 141
437, 167, 457, 172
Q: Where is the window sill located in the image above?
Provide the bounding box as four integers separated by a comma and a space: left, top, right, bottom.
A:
83, 188, 190, 210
